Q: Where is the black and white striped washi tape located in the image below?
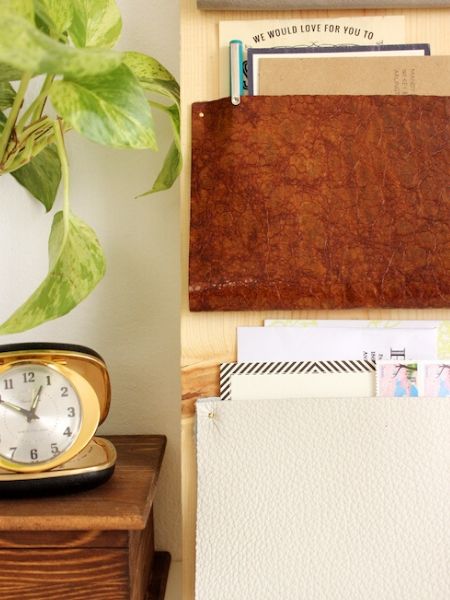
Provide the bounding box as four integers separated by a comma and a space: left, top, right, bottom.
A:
219, 360, 376, 401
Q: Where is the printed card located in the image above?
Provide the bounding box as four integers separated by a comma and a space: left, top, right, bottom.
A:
377, 361, 419, 397
421, 362, 450, 397
377, 360, 450, 397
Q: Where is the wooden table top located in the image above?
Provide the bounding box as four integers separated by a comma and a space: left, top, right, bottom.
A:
0, 435, 166, 531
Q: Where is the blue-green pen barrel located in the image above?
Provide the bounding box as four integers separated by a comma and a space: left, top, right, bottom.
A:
229, 40, 243, 104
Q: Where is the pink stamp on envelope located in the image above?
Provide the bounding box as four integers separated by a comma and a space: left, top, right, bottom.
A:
421, 362, 450, 397
377, 361, 419, 397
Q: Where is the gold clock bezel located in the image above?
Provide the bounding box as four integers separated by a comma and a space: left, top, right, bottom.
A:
0, 348, 110, 422
0, 355, 106, 474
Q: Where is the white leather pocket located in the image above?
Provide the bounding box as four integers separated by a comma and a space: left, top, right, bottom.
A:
196, 397, 450, 600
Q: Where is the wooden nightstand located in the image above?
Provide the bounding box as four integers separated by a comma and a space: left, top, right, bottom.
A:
0, 435, 170, 600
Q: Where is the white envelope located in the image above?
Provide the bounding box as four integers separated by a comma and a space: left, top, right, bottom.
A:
238, 326, 439, 363
264, 319, 442, 328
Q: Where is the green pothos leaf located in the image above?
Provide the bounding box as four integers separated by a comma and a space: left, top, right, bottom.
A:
34, 0, 73, 35
123, 52, 181, 194
167, 103, 180, 139
0, 3, 34, 81
50, 64, 157, 149
0, 0, 34, 21
0, 15, 122, 77
142, 104, 181, 195
11, 144, 61, 211
0, 212, 106, 334
0, 63, 23, 82
0, 81, 16, 110
145, 139, 182, 195
124, 51, 180, 106
69, 0, 122, 49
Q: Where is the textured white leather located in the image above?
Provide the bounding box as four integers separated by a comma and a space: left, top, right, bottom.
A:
196, 397, 450, 600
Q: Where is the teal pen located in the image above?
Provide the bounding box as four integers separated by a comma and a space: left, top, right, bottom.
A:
229, 40, 243, 105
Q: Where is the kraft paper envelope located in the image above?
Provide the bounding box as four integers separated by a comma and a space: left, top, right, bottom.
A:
258, 55, 450, 96
196, 396, 450, 600
220, 360, 376, 400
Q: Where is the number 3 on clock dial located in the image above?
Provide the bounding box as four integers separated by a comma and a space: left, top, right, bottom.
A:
0, 363, 82, 466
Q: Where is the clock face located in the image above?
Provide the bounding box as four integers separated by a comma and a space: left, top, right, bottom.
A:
0, 362, 82, 466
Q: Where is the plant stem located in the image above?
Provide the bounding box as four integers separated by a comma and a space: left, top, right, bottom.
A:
33, 74, 54, 120
22, 115, 53, 140
16, 75, 54, 134
2, 119, 72, 174
1, 118, 53, 172
0, 72, 32, 164
53, 119, 70, 230
5, 131, 53, 173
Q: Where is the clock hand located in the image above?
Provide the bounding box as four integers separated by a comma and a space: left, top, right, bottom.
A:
0, 398, 37, 420
28, 385, 43, 421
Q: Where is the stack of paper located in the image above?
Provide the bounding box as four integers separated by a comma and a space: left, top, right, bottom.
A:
219, 16, 406, 95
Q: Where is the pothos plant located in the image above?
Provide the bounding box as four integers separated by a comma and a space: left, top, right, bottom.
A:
0, 0, 181, 334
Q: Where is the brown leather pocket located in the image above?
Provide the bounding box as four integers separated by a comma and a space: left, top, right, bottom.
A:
189, 95, 450, 311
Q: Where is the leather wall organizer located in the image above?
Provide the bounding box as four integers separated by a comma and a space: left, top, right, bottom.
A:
197, 0, 450, 8
189, 95, 450, 311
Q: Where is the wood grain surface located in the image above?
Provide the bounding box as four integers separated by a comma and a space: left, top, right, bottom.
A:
0, 436, 168, 600
129, 509, 155, 600
0, 548, 129, 599
0, 530, 128, 548
0, 435, 166, 531
180, 2, 450, 598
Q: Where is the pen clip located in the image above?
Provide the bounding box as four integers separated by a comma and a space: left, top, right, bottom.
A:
229, 40, 243, 106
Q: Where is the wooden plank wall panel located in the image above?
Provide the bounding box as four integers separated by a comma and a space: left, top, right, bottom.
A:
180, 2, 450, 597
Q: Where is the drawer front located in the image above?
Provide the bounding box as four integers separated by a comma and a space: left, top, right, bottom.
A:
0, 530, 128, 548
0, 548, 129, 600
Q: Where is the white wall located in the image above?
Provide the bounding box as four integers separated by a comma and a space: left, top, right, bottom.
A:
0, 0, 181, 558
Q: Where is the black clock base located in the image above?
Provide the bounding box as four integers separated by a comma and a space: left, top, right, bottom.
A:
0, 465, 115, 498
0, 438, 117, 498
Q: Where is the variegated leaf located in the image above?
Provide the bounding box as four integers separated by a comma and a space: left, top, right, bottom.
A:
167, 103, 180, 140
123, 52, 181, 193
124, 51, 180, 106
0, 0, 34, 21
0, 63, 23, 82
50, 64, 157, 149
0, 15, 122, 77
0, 212, 106, 334
142, 103, 181, 194
11, 144, 61, 211
34, 0, 73, 35
146, 140, 182, 195
69, 0, 122, 49
0, 81, 16, 110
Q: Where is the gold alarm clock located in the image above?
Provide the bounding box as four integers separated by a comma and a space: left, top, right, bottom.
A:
0, 343, 116, 495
